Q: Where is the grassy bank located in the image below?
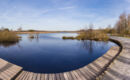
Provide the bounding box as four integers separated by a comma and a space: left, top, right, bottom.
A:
0, 31, 20, 42
63, 30, 109, 41
78, 30, 109, 41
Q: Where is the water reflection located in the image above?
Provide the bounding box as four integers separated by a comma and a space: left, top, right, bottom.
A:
81, 40, 109, 53
0, 41, 19, 48
28, 33, 39, 42
0, 33, 116, 73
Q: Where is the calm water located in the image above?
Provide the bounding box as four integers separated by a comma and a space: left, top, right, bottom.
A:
0, 33, 117, 73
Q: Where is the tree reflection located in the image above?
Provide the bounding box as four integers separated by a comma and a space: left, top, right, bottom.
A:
81, 40, 108, 53
81, 40, 93, 53
0, 41, 19, 48
28, 33, 39, 42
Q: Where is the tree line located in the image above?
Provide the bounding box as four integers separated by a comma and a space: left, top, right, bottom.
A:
114, 12, 130, 35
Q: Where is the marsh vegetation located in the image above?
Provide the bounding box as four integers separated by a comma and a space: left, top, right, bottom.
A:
0, 30, 20, 43
63, 24, 109, 41
63, 12, 130, 40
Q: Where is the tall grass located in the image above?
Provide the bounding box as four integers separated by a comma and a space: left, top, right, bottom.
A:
76, 30, 109, 41
0, 31, 19, 42
63, 30, 109, 41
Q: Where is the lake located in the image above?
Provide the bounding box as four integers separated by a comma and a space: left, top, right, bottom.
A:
0, 33, 117, 73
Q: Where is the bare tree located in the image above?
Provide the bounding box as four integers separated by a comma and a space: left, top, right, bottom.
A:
84, 23, 94, 39
17, 27, 22, 31
127, 14, 130, 33
115, 12, 128, 34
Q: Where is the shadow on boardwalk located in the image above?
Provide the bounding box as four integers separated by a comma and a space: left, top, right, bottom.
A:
100, 37, 130, 80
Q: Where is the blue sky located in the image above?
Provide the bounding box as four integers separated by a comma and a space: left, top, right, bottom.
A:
0, 0, 130, 30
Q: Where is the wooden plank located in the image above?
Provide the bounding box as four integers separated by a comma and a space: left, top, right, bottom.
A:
63, 73, 69, 80
86, 65, 98, 75
75, 70, 86, 80
89, 64, 99, 73
52, 74, 55, 80
1, 67, 16, 79
10, 65, 22, 73
49, 74, 55, 80
0, 59, 22, 80
59, 73, 65, 80
70, 71, 77, 80
0, 59, 9, 68
4, 65, 22, 79
53, 74, 57, 80
66, 72, 73, 80
71, 71, 82, 80
0, 63, 14, 79
41, 74, 45, 80
0, 71, 10, 80
21, 72, 29, 80
45, 74, 49, 80
15, 71, 26, 80
24, 72, 31, 80
55, 73, 60, 80
84, 66, 96, 78
28, 72, 33, 80
32, 73, 37, 80
49, 74, 53, 80
37, 73, 41, 80
79, 67, 92, 79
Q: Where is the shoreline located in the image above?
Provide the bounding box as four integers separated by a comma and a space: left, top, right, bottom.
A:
0, 38, 122, 80
15, 31, 80, 34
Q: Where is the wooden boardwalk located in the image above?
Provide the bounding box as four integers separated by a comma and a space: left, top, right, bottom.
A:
15, 47, 120, 80
99, 37, 130, 80
0, 59, 22, 80
0, 39, 121, 80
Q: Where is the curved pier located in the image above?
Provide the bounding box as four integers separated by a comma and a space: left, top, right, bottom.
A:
98, 37, 130, 80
